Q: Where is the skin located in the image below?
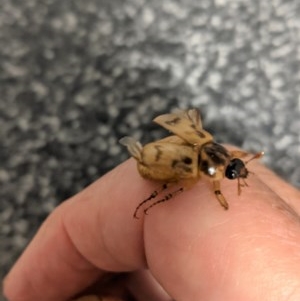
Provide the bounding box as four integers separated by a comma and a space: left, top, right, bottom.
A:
3, 157, 300, 301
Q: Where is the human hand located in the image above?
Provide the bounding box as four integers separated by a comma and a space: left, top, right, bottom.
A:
3, 156, 300, 301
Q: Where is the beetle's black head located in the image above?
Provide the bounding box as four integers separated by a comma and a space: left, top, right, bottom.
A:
225, 158, 249, 180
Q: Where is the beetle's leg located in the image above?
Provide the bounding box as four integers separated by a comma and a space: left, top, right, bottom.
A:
212, 180, 229, 210
143, 187, 184, 215
133, 183, 171, 219
237, 177, 249, 195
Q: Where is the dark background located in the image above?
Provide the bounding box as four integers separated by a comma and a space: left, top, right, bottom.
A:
1, 0, 300, 297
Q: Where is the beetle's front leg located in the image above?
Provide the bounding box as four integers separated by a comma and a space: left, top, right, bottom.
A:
212, 180, 229, 210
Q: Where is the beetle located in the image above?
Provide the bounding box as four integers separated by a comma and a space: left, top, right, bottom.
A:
120, 109, 263, 218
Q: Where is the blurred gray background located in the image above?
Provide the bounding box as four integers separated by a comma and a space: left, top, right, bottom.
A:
1, 0, 300, 297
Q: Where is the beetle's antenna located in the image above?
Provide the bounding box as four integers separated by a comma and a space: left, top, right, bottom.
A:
245, 151, 264, 165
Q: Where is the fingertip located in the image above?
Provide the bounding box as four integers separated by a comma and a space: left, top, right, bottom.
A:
142, 162, 300, 300
3, 159, 148, 301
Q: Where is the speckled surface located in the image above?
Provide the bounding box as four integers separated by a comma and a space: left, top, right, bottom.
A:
1, 0, 300, 297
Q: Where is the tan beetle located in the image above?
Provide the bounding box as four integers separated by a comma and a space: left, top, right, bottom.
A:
120, 109, 263, 218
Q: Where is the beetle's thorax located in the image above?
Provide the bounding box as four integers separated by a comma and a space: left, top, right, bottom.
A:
198, 141, 231, 180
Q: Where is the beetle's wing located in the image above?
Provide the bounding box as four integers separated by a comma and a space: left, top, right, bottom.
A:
185, 108, 203, 129
139, 142, 198, 181
119, 136, 143, 162
156, 135, 186, 145
153, 109, 213, 146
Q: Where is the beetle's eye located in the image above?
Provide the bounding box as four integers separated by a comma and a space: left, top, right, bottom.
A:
225, 158, 245, 180
225, 167, 238, 179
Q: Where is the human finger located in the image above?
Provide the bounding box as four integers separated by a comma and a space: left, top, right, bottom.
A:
142, 162, 300, 300
3, 160, 147, 301
4, 156, 300, 301
250, 162, 300, 212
